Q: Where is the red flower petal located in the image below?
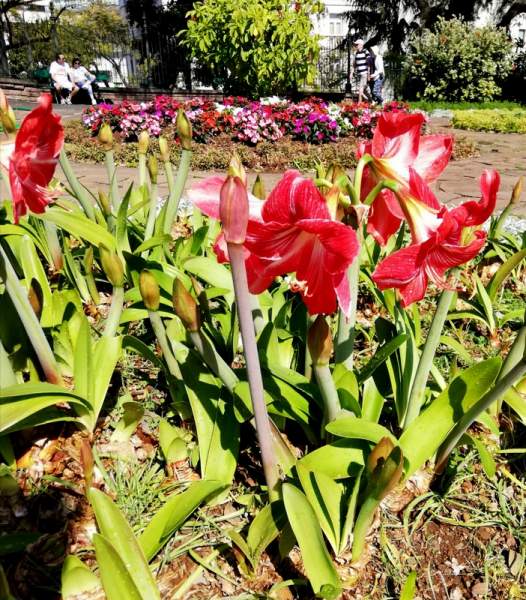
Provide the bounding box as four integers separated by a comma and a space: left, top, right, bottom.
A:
449, 169, 499, 228
371, 112, 424, 170
9, 93, 63, 223
366, 188, 404, 246
413, 134, 453, 182
189, 175, 263, 222
261, 170, 330, 224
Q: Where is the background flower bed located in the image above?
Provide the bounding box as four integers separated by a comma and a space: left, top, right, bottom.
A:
82, 96, 412, 144
65, 120, 478, 170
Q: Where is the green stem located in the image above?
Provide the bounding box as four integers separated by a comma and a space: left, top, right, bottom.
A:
435, 358, 526, 472
352, 154, 373, 205
103, 286, 124, 338
228, 242, 280, 500
163, 161, 175, 195
403, 287, 455, 429
189, 330, 239, 393
0, 245, 62, 385
351, 495, 379, 562
59, 151, 95, 220
189, 329, 296, 475
335, 254, 360, 367
138, 154, 147, 189
105, 150, 119, 212
142, 182, 158, 257
163, 149, 192, 234
363, 179, 399, 206
313, 363, 341, 425
149, 311, 183, 380
250, 294, 264, 335
43, 221, 63, 271
1, 166, 12, 199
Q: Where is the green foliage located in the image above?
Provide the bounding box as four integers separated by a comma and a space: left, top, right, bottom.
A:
181, 0, 321, 95
451, 108, 526, 132
7, 1, 131, 80
407, 17, 513, 102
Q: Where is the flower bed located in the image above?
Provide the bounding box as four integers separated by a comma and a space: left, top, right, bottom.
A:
451, 109, 526, 133
82, 96, 415, 144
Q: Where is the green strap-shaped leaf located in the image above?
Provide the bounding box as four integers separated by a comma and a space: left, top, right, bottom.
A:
36, 207, 116, 249
326, 416, 396, 444
487, 249, 526, 301
282, 483, 341, 599
61, 555, 100, 598
399, 358, 501, 478
0, 384, 88, 434
92, 534, 143, 600
139, 480, 223, 561
89, 489, 160, 600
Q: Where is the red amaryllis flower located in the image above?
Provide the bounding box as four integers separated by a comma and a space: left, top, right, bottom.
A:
189, 170, 360, 315
7, 93, 64, 223
372, 168, 499, 306
359, 111, 453, 246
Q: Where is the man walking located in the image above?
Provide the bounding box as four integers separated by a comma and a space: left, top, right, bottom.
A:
353, 39, 371, 103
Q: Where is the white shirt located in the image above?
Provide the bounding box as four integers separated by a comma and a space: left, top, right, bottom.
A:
70, 66, 94, 85
371, 55, 384, 80
50, 61, 71, 86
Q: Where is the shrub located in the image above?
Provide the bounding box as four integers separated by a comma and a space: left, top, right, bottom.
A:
451, 109, 526, 133
180, 0, 321, 96
406, 17, 513, 102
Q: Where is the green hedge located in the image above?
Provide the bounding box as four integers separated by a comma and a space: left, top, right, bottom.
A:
452, 109, 526, 133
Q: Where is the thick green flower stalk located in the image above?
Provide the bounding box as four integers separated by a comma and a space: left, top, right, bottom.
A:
163, 109, 193, 234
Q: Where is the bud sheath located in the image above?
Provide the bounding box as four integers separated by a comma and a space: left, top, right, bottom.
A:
220, 176, 249, 244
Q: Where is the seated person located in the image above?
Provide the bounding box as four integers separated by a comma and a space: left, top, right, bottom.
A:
49, 53, 73, 104
69, 58, 97, 105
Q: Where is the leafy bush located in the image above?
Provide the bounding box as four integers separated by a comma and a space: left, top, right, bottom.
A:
451, 109, 526, 133
406, 17, 513, 102
180, 0, 321, 96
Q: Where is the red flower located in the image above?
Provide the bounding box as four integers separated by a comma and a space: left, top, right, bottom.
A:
360, 111, 453, 246
8, 93, 64, 223
189, 171, 360, 315
372, 169, 499, 306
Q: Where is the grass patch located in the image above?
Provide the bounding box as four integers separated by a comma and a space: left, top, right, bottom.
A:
451, 109, 526, 133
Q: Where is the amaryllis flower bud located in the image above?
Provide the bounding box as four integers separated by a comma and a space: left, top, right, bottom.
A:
510, 176, 523, 205
159, 136, 170, 162
307, 315, 333, 366
172, 278, 201, 331
0, 89, 8, 112
147, 155, 158, 184
138, 130, 150, 155
98, 190, 111, 215
99, 245, 124, 287
251, 174, 266, 200
228, 153, 247, 186
0, 88, 16, 133
176, 108, 192, 150
220, 175, 249, 244
139, 270, 160, 311
98, 124, 114, 150
0, 106, 16, 134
